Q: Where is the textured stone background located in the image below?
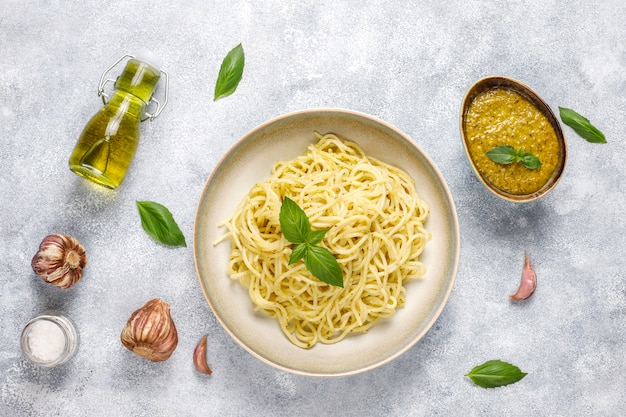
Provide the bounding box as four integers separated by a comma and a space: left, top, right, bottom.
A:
1, 1, 624, 416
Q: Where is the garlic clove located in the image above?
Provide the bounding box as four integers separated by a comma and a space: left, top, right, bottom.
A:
31, 234, 87, 289
193, 335, 212, 375
120, 298, 178, 362
510, 252, 537, 301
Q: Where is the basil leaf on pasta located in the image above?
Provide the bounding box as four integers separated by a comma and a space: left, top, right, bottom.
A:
289, 243, 308, 265
279, 197, 310, 244
307, 229, 327, 245
303, 245, 343, 288
279, 197, 342, 287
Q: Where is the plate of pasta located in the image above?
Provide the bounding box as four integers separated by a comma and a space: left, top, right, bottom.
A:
194, 108, 459, 376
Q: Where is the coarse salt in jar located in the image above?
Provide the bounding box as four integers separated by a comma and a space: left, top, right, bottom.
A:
20, 312, 79, 367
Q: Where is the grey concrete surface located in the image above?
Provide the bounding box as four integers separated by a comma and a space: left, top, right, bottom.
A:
1, 1, 624, 416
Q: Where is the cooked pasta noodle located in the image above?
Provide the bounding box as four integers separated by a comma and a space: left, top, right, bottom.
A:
215, 133, 431, 348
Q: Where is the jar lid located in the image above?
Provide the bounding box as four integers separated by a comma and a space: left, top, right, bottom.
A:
135, 49, 163, 72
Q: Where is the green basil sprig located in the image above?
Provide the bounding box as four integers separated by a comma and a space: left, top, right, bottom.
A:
214, 43, 245, 101
559, 107, 606, 143
136, 201, 187, 247
486, 145, 541, 169
465, 360, 527, 388
279, 197, 343, 287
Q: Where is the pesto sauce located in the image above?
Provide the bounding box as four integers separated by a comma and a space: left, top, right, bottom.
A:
464, 88, 560, 195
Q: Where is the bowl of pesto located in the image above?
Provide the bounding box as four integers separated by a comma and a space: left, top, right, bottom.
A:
460, 76, 567, 202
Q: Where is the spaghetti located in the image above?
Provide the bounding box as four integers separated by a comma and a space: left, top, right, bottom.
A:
216, 133, 431, 348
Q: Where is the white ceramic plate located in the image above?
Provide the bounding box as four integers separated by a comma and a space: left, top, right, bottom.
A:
194, 109, 459, 377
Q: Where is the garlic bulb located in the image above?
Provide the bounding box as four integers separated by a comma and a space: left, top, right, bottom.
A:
193, 335, 212, 375
31, 234, 87, 289
120, 298, 178, 362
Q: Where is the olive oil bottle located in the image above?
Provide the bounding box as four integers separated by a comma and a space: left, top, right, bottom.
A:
69, 51, 168, 189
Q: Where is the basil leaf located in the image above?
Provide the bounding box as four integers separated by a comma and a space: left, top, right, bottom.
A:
136, 201, 186, 247
559, 107, 606, 143
289, 243, 308, 265
465, 360, 527, 388
486, 145, 541, 170
279, 197, 310, 244
214, 43, 245, 101
303, 245, 343, 287
520, 152, 541, 169
486, 145, 517, 165
307, 229, 327, 245
279, 198, 343, 287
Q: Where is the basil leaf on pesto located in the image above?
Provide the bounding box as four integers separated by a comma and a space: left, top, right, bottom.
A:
486, 145, 541, 170
136, 201, 187, 247
486, 145, 517, 165
214, 43, 245, 101
519, 149, 541, 170
558, 107, 606, 143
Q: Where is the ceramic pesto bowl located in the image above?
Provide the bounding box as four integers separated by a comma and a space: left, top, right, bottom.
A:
460, 76, 567, 202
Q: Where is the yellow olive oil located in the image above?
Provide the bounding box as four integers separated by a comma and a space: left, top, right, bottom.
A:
69, 57, 161, 189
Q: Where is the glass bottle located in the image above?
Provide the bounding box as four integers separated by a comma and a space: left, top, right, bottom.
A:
69, 51, 168, 189
20, 312, 79, 367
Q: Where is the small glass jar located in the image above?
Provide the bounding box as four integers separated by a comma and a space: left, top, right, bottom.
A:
20, 312, 79, 367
